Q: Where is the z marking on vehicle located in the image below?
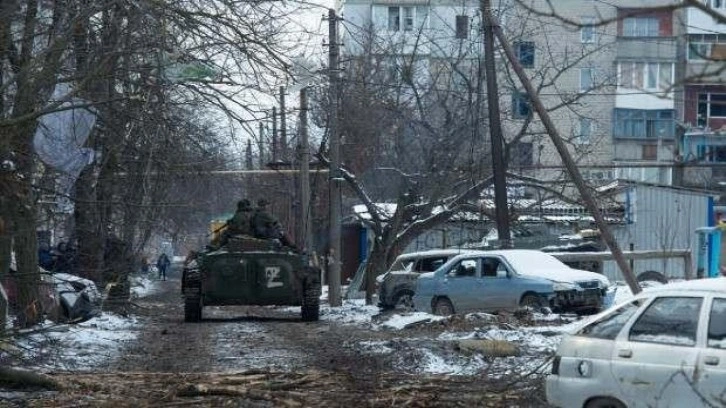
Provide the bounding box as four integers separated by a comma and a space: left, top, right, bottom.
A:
266, 266, 283, 288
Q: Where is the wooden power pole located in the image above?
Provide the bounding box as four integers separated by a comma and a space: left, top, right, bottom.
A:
258, 122, 265, 169
280, 86, 288, 161
272, 106, 278, 162
482, 0, 512, 249
327, 8, 342, 306
299, 88, 313, 254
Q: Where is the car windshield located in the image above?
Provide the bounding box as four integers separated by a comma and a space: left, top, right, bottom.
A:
504, 251, 567, 271
388, 259, 414, 272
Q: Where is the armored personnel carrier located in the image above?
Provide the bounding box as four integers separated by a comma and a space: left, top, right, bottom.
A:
181, 236, 321, 322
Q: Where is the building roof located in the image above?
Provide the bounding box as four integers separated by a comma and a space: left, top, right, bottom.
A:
596, 179, 719, 198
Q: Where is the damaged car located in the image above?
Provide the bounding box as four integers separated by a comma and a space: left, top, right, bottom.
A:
377, 249, 475, 311
44, 272, 101, 322
413, 249, 610, 315
2, 265, 101, 323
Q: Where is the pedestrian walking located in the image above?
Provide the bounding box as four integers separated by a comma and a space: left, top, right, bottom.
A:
156, 253, 171, 281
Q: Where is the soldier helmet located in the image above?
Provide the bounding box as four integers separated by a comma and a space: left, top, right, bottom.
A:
257, 198, 270, 207
237, 199, 251, 210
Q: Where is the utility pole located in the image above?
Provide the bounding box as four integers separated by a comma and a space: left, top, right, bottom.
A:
299, 87, 313, 255
327, 8, 342, 306
487, 10, 642, 295
482, 0, 512, 249
280, 86, 288, 161
272, 106, 278, 163
258, 122, 265, 169
245, 140, 253, 170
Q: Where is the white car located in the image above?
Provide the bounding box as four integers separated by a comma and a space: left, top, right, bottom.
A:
546, 278, 726, 408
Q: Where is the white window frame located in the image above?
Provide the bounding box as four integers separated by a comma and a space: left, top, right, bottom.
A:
387, 6, 418, 32
618, 62, 673, 92
580, 67, 594, 92
576, 118, 593, 144
581, 17, 596, 43
622, 17, 660, 37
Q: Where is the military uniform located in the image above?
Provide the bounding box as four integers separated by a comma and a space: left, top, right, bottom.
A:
218, 199, 253, 247
251, 199, 298, 250
251, 199, 278, 239
227, 199, 253, 236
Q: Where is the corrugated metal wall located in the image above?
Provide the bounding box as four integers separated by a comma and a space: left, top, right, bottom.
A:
603, 185, 711, 282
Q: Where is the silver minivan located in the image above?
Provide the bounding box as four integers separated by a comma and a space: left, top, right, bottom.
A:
547, 278, 726, 408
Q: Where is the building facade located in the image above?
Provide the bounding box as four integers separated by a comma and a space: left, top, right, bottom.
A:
337, 0, 725, 188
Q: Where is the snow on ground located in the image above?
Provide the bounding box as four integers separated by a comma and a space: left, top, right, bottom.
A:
4, 274, 157, 371
378, 312, 447, 330
310, 294, 573, 377
130, 274, 160, 298
12, 312, 142, 371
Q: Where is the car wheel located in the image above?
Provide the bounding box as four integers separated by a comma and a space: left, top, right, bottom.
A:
519, 294, 542, 309
585, 397, 626, 408
636, 270, 667, 284
393, 291, 415, 312
433, 298, 455, 316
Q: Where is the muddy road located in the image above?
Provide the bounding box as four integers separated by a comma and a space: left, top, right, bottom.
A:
11, 271, 551, 407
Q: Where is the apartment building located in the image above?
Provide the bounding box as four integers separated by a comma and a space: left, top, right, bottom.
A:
680, 1, 726, 184
336, 0, 724, 187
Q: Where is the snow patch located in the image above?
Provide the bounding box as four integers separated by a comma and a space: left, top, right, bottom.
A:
13, 312, 141, 370
320, 299, 379, 326
378, 312, 446, 330
130, 275, 159, 298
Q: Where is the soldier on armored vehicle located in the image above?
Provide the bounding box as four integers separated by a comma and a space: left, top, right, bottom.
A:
250, 199, 298, 251
213, 199, 254, 248
181, 196, 320, 323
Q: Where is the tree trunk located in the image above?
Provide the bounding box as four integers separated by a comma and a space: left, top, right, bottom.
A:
74, 164, 103, 283
11, 178, 41, 327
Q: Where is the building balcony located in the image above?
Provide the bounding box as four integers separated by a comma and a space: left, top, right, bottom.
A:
616, 37, 677, 61
682, 130, 726, 163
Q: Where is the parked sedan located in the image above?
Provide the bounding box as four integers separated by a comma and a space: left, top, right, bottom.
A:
412, 250, 556, 315
413, 250, 610, 315
547, 278, 726, 408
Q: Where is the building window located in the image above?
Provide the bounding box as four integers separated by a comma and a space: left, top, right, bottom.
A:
580, 68, 593, 91
512, 91, 531, 119
698, 93, 726, 126
577, 118, 592, 144
388, 7, 400, 31
456, 15, 469, 39
403, 7, 414, 31
515, 41, 535, 68
613, 109, 675, 139
387, 6, 417, 32
697, 146, 726, 162
622, 17, 660, 37
581, 17, 596, 43
642, 144, 658, 160
689, 35, 726, 61
618, 62, 673, 91
511, 142, 533, 167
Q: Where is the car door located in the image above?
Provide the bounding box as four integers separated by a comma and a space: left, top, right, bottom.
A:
477, 256, 514, 310
695, 296, 726, 405
609, 296, 704, 407
441, 258, 480, 313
